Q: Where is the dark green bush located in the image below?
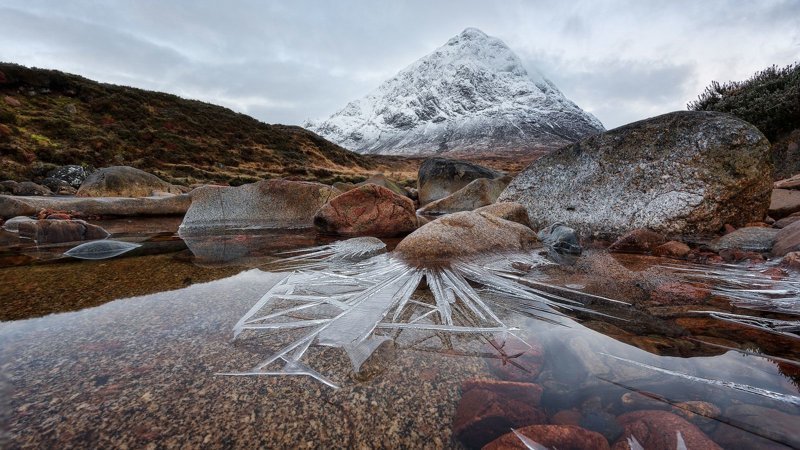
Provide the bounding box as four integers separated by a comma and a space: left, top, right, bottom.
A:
688, 62, 800, 141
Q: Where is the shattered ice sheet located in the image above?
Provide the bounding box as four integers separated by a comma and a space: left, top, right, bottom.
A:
219, 238, 629, 388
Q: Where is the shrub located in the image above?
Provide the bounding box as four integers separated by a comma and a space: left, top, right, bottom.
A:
688, 62, 800, 141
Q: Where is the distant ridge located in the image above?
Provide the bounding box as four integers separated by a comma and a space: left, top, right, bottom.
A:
0, 63, 374, 185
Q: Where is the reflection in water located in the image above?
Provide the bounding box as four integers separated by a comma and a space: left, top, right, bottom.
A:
1, 231, 799, 448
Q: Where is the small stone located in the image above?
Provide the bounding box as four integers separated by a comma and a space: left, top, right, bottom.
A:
3, 95, 20, 106
12, 181, 52, 196
780, 252, 800, 270
772, 220, 800, 256
652, 241, 691, 258
769, 189, 800, 219
709, 226, 779, 253
608, 229, 666, 253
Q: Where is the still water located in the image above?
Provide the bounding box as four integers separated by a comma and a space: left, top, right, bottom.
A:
1, 219, 798, 449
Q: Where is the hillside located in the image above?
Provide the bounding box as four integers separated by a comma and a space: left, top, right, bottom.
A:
688, 62, 799, 179
0, 63, 409, 186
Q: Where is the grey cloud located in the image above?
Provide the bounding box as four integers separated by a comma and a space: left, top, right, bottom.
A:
0, 0, 797, 130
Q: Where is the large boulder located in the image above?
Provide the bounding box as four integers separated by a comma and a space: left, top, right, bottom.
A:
418, 157, 504, 206
474, 202, 533, 228
394, 210, 538, 263
499, 111, 773, 237
77, 166, 182, 197
418, 177, 511, 215
0, 194, 190, 219
17, 219, 109, 244
180, 179, 338, 232
313, 184, 418, 237
47, 165, 91, 189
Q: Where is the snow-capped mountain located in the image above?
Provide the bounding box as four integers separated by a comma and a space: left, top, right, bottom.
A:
306, 28, 604, 156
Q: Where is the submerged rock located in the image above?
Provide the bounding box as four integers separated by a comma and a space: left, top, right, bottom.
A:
1, 215, 35, 232
313, 184, 418, 237
499, 111, 773, 237
709, 226, 779, 253
418, 157, 504, 206
485, 338, 545, 382
713, 404, 800, 449
17, 219, 109, 244
612, 410, 721, 450
77, 166, 182, 197
418, 177, 510, 215
484, 424, 611, 450
394, 210, 538, 263
453, 379, 546, 449
180, 179, 338, 232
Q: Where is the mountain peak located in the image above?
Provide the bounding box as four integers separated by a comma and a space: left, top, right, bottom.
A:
308, 29, 604, 156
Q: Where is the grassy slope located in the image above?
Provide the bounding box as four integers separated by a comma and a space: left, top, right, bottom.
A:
0, 63, 406, 186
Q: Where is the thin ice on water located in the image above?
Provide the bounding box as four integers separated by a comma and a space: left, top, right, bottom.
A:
221, 237, 632, 387
601, 353, 800, 407
64, 240, 141, 260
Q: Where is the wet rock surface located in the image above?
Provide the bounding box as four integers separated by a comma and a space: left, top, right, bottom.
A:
418, 177, 510, 215
180, 179, 338, 232
772, 220, 800, 256
538, 222, 582, 255
17, 219, 109, 244
769, 188, 800, 219
713, 404, 800, 449
484, 424, 611, 450
394, 210, 538, 262
474, 202, 532, 228
0, 194, 191, 219
612, 410, 722, 450
709, 226, 779, 252
313, 184, 418, 237
77, 166, 183, 198
609, 229, 667, 253
652, 240, 691, 258
418, 157, 505, 206
500, 111, 773, 237
453, 379, 546, 448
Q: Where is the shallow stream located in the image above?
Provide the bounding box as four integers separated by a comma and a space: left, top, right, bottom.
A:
1, 219, 798, 449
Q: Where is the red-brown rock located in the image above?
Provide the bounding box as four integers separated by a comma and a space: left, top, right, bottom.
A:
769, 189, 800, 219
0, 123, 12, 137
313, 184, 418, 237
454, 379, 546, 449
609, 229, 666, 253
612, 410, 721, 450
652, 241, 691, 258
780, 251, 800, 270
772, 220, 800, 256
650, 282, 711, 306
484, 424, 610, 450
774, 173, 800, 190
485, 338, 544, 382
17, 219, 109, 244
551, 410, 582, 426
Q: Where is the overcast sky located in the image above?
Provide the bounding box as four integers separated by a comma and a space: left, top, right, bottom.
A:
1, 0, 798, 129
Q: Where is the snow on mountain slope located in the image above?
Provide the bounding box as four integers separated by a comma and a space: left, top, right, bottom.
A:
307, 28, 604, 156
